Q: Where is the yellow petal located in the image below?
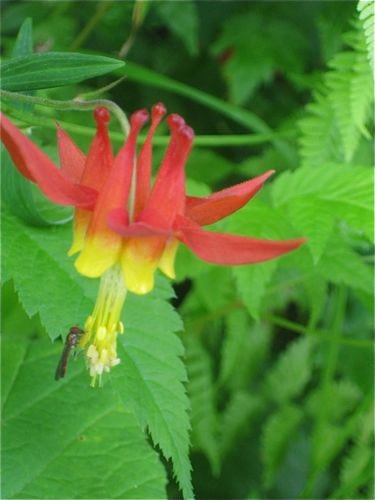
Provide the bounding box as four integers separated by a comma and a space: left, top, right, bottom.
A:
158, 238, 179, 279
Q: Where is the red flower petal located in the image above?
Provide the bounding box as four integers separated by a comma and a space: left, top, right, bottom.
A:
0, 113, 96, 207
142, 114, 194, 225
186, 170, 274, 226
108, 207, 172, 237
176, 215, 305, 265
57, 126, 86, 183
134, 103, 166, 218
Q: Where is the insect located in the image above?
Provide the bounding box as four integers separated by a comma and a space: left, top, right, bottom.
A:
55, 326, 84, 380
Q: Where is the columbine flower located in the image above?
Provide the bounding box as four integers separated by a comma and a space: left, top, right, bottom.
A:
0, 105, 304, 385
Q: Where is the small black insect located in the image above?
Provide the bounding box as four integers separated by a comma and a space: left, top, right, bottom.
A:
55, 326, 84, 380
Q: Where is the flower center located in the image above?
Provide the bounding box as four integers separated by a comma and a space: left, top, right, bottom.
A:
80, 264, 127, 386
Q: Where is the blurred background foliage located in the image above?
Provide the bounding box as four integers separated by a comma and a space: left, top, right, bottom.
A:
1, 1, 374, 499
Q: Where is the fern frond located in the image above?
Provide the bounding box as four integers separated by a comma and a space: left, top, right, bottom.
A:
327, 29, 373, 161
261, 404, 303, 488
299, 20, 373, 166
185, 334, 221, 476
357, 0, 374, 70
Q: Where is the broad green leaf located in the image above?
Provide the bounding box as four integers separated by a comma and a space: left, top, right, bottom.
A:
261, 404, 303, 488
155, 1, 199, 56
1, 336, 167, 499
185, 334, 220, 476
3, 212, 193, 498
2, 213, 94, 338
265, 337, 313, 404
111, 306, 193, 499
1, 52, 125, 91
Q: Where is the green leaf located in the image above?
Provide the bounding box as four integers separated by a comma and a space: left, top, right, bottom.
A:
155, 1, 199, 56
261, 404, 303, 488
111, 301, 193, 499
326, 33, 373, 161
12, 17, 32, 57
265, 337, 313, 404
2, 213, 94, 339
211, 11, 307, 104
1, 335, 167, 499
272, 164, 374, 242
298, 93, 342, 168
357, 0, 374, 70
319, 234, 373, 295
287, 197, 335, 263
185, 334, 220, 476
306, 379, 362, 423
3, 212, 193, 499
228, 201, 297, 320
1, 52, 125, 91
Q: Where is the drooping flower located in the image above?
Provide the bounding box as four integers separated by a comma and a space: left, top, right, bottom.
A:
0, 105, 304, 385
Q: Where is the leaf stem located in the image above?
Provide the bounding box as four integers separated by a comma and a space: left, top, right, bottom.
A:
0, 89, 130, 136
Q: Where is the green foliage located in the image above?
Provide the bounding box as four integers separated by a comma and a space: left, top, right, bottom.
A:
357, 0, 374, 70
265, 338, 313, 405
1, 2, 374, 499
2, 335, 167, 499
261, 405, 303, 487
1, 52, 125, 92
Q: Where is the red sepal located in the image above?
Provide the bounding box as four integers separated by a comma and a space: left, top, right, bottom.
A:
176, 215, 305, 265
0, 113, 96, 207
186, 170, 274, 226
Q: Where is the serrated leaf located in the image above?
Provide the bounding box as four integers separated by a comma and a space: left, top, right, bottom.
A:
1, 52, 125, 91
3, 212, 193, 498
261, 404, 303, 488
287, 196, 335, 263
326, 35, 373, 161
319, 233, 373, 294
357, 0, 374, 70
108, 293, 192, 499
2, 213, 94, 339
306, 379, 362, 423
298, 93, 342, 168
185, 334, 220, 476
272, 164, 373, 242
265, 337, 313, 404
1, 336, 167, 499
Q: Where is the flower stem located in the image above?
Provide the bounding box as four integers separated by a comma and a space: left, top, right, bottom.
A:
0, 89, 130, 136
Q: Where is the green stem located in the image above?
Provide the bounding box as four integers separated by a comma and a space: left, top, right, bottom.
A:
1, 100, 291, 147
0, 89, 130, 136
